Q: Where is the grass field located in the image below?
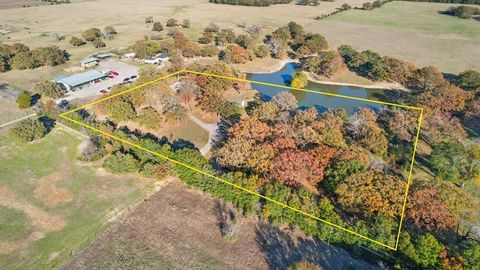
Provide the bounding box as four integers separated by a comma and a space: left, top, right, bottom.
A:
1, 1, 477, 89
61, 179, 380, 270
315, 2, 480, 73
0, 127, 161, 270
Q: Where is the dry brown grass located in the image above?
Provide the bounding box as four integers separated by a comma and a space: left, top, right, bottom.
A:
0, 186, 66, 254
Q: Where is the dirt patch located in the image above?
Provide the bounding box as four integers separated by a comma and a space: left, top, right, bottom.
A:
34, 172, 74, 208
33, 146, 74, 208
0, 186, 66, 254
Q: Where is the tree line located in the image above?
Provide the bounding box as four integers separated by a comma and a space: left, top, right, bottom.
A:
0, 43, 68, 72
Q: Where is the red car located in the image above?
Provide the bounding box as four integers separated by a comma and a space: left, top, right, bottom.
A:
100, 89, 107, 94
94, 79, 101, 83
109, 71, 119, 76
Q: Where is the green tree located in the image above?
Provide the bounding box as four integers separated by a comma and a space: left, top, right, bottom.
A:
152, 22, 163, 32
33, 80, 64, 99
69, 36, 86, 46
138, 107, 162, 129
182, 19, 191, 28
415, 234, 443, 268
291, 71, 308, 88
9, 118, 47, 143
430, 141, 480, 185
166, 18, 178, 27
323, 158, 367, 193
253, 45, 269, 58
104, 100, 136, 122
104, 151, 141, 173
92, 38, 106, 48
82, 27, 101, 42
10, 52, 37, 70
458, 69, 480, 90
16, 91, 32, 109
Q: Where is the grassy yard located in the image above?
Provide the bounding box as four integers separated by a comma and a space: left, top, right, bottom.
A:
313, 2, 480, 73
0, 127, 161, 270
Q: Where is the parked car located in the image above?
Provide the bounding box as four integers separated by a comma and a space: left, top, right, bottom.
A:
94, 79, 101, 83
109, 71, 119, 76
123, 77, 130, 82
130, 75, 138, 80
100, 89, 107, 94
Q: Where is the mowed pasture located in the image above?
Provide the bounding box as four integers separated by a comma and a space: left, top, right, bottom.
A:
0, 0, 367, 90
316, 1, 480, 73
0, 127, 161, 270
0, 0, 478, 89
61, 179, 380, 270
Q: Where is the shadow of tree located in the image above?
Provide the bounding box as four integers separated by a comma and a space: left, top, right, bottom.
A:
255, 222, 380, 270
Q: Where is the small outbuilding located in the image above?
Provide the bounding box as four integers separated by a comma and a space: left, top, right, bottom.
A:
80, 57, 99, 68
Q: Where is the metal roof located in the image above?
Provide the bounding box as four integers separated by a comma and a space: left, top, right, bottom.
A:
96, 53, 114, 59
80, 57, 98, 65
56, 70, 107, 87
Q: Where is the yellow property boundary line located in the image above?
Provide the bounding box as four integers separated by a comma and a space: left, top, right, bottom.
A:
59, 70, 424, 251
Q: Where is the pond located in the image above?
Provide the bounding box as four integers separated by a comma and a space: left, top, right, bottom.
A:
247, 62, 388, 114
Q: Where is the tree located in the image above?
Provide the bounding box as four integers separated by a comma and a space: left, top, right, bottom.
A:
16, 91, 32, 109
461, 243, 480, 270
69, 36, 86, 46
204, 22, 220, 33
288, 261, 323, 270
33, 80, 64, 99
166, 18, 178, 27
229, 116, 271, 141
104, 26, 117, 35
92, 38, 106, 48
430, 141, 480, 185
291, 71, 308, 88
253, 45, 269, 58
220, 44, 253, 64
335, 170, 406, 217
235, 34, 254, 49
407, 66, 444, 93
104, 100, 136, 122
270, 145, 336, 191
347, 108, 388, 155
383, 56, 416, 85
407, 188, 457, 232
199, 44, 219, 57
82, 27, 101, 42
215, 29, 236, 45
323, 158, 367, 193
104, 151, 141, 173
10, 52, 37, 70
297, 33, 328, 56
178, 79, 200, 110
137, 107, 162, 129
152, 22, 163, 32
219, 102, 243, 118
415, 234, 444, 268
271, 91, 298, 111
182, 19, 191, 28
302, 51, 345, 78
9, 118, 47, 143
287, 21, 305, 42
458, 69, 480, 90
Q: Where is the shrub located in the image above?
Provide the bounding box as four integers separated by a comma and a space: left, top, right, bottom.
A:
92, 38, 106, 48
69, 36, 86, 46
82, 27, 101, 42
9, 118, 47, 143
182, 19, 191, 28
253, 45, 269, 58
33, 80, 64, 99
152, 22, 163, 32
166, 18, 178, 27
16, 91, 32, 109
104, 152, 141, 173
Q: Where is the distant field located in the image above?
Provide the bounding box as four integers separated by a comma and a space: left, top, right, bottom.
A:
0, 0, 478, 89
0, 127, 160, 270
314, 1, 480, 73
